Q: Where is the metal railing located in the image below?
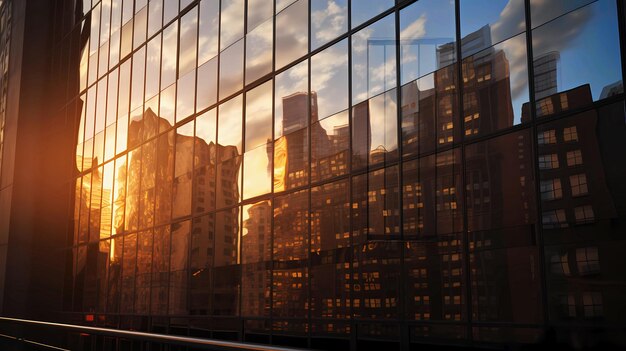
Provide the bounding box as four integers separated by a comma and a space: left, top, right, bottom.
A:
0, 317, 306, 351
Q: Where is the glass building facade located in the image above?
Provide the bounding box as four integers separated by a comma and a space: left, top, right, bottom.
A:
0, 0, 625, 349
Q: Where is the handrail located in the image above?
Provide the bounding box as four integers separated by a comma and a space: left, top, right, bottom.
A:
0, 317, 306, 351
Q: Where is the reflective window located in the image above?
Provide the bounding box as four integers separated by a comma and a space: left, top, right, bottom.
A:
274, 127, 308, 191
274, 60, 308, 139
311, 110, 349, 182
462, 33, 530, 136
179, 7, 198, 76
243, 143, 272, 199
145, 35, 162, 100
245, 80, 273, 150
400, 0, 456, 85
351, 0, 393, 29
197, 57, 218, 111
311, 0, 347, 50
219, 38, 244, 100
161, 22, 178, 89
532, 1, 622, 108
190, 214, 215, 314
218, 94, 243, 158
173, 121, 194, 219
352, 14, 396, 104
530, 0, 594, 29
460, 0, 525, 54
273, 190, 309, 318
311, 39, 348, 120
169, 220, 190, 315
245, 18, 273, 85
275, 0, 308, 70
194, 109, 217, 214
176, 69, 196, 121
212, 208, 241, 315
248, 0, 273, 32
241, 200, 272, 317
198, 0, 220, 65
220, 0, 245, 50
352, 89, 398, 170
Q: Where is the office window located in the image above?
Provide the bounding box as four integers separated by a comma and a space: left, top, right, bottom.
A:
563, 126, 578, 142
538, 130, 556, 145
542, 209, 567, 229
538, 154, 559, 170
576, 247, 600, 275
540, 178, 562, 201
574, 205, 594, 224
582, 292, 603, 318
570, 174, 588, 197
550, 253, 571, 276
566, 150, 583, 166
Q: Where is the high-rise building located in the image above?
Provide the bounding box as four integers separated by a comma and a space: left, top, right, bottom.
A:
0, 0, 625, 350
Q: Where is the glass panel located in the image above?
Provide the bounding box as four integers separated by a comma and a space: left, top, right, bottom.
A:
107, 235, 123, 313
275, 60, 308, 138
190, 214, 215, 314
405, 239, 466, 322
194, 109, 217, 214
139, 139, 157, 229
118, 60, 131, 119
273, 190, 309, 318
152, 225, 171, 315
112, 155, 127, 235
310, 180, 350, 320
120, 233, 137, 314
247, 0, 273, 32
220, 0, 245, 50
133, 6, 147, 50
160, 83, 176, 128
125, 147, 141, 232
197, 57, 218, 111
462, 33, 529, 137
465, 129, 536, 244
531, 0, 622, 113
400, 0, 456, 85
275, 0, 308, 69
369, 165, 400, 239
218, 94, 243, 159
245, 18, 273, 85
311, 39, 348, 120
219, 38, 244, 100
130, 47, 146, 111
176, 69, 196, 121
400, 63, 460, 157
179, 7, 198, 76
148, 0, 162, 37
351, 0, 393, 29
161, 22, 178, 89
274, 128, 308, 192
243, 143, 272, 199
352, 14, 396, 104
216, 155, 242, 209
242, 200, 272, 317
173, 121, 195, 219
169, 220, 190, 315
351, 89, 398, 170
156, 131, 175, 224
311, 110, 349, 182
461, 0, 525, 55
212, 208, 241, 315
163, 0, 178, 24
245, 80, 273, 151
311, 0, 347, 50
352, 242, 401, 319
145, 35, 161, 100
135, 230, 153, 314
198, 0, 219, 65
530, 0, 594, 29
